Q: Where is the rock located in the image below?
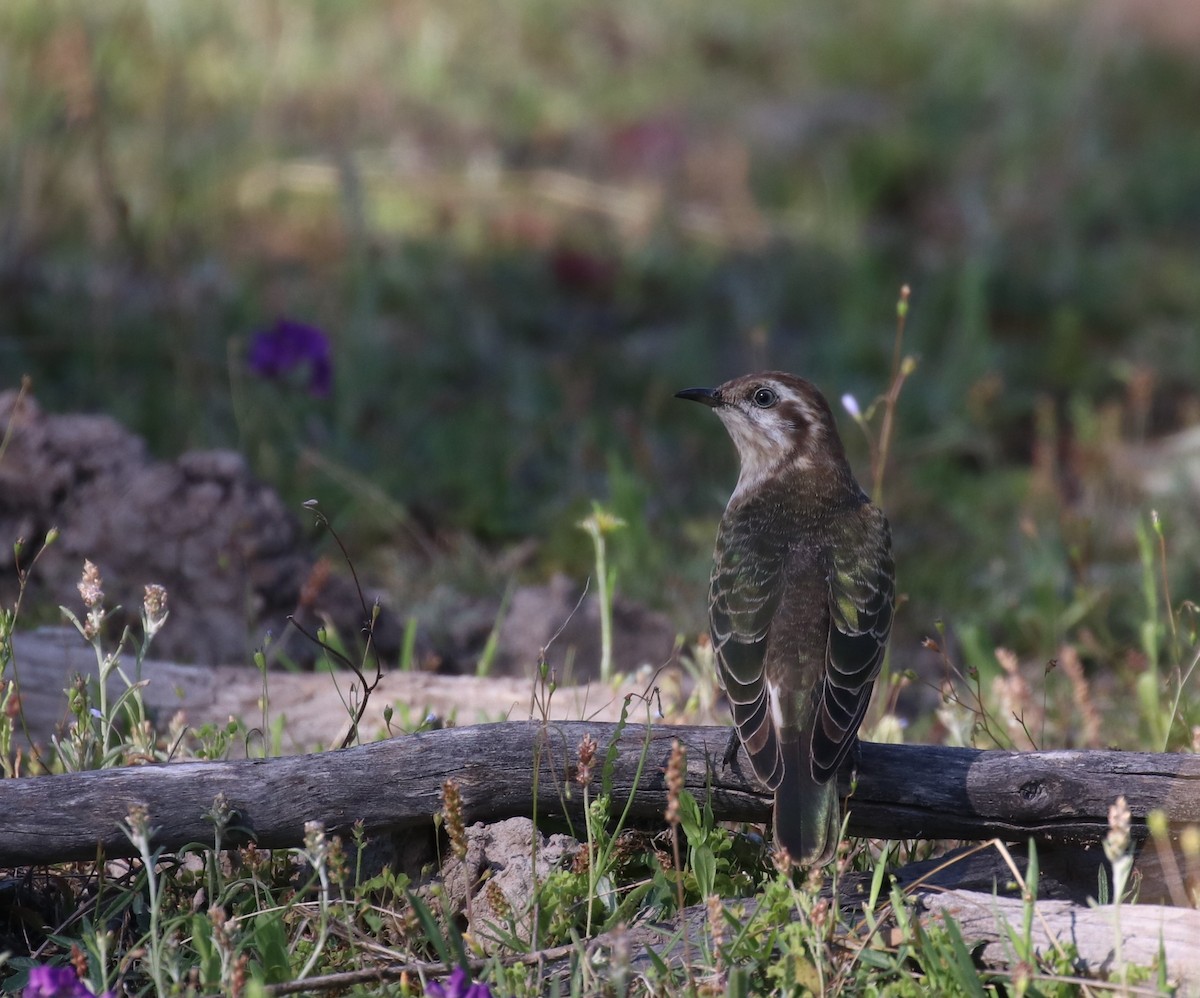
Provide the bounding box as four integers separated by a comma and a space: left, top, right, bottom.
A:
438, 817, 580, 950
0, 389, 674, 679
0, 389, 375, 665
492, 573, 678, 682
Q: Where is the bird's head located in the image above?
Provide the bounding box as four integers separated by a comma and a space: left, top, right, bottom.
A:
676, 372, 849, 498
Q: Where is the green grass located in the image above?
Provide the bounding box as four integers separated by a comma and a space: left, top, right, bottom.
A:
0, 456, 1197, 994
1, 573, 1190, 995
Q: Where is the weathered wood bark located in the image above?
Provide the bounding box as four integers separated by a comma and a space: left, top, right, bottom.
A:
917, 889, 1200, 987
2, 720, 1198, 867
618, 888, 1200, 993
8, 628, 644, 754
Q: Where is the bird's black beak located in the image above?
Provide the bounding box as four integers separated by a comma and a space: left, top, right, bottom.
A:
675, 386, 723, 408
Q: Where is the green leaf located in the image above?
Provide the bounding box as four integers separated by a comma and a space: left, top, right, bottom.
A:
406, 891, 452, 965
191, 913, 221, 987
251, 913, 290, 984
867, 841, 891, 911
941, 915, 987, 998
676, 789, 703, 840
692, 846, 716, 901
643, 942, 670, 977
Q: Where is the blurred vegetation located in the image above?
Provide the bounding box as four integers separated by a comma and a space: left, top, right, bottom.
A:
2, 0, 1199, 711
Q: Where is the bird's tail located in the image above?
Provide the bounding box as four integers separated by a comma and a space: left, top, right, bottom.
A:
773, 743, 840, 867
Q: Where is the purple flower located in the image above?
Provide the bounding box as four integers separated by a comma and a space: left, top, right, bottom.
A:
247, 319, 333, 397
23, 965, 113, 998
425, 966, 494, 998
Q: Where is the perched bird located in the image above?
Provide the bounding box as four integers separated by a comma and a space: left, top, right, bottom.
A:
676, 372, 894, 866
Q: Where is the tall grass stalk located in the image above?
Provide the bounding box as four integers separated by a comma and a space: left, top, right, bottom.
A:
124, 806, 169, 997
843, 285, 918, 510
578, 504, 626, 682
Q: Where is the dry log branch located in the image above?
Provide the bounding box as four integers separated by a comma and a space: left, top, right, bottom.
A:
2, 720, 1199, 867
620, 887, 1200, 992
918, 889, 1199, 986
7, 628, 643, 753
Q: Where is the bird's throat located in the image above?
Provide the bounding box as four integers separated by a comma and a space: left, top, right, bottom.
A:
729, 448, 817, 505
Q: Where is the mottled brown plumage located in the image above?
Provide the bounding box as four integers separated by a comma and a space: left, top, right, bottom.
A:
677, 372, 894, 865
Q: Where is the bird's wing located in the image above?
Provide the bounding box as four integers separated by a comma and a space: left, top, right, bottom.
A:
814, 500, 894, 781
709, 510, 787, 788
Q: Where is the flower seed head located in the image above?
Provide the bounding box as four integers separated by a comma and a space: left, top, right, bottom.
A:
441, 778, 468, 860
576, 734, 598, 788
78, 560, 104, 609
1104, 795, 1132, 862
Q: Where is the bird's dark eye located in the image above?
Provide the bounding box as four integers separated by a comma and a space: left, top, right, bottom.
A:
752, 387, 778, 408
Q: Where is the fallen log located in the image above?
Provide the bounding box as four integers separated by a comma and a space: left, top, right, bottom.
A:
1, 720, 1198, 867
618, 887, 1200, 993
917, 889, 1198, 987
7, 628, 645, 753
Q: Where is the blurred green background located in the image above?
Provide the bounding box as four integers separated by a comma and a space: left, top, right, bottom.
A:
3, 0, 1199, 691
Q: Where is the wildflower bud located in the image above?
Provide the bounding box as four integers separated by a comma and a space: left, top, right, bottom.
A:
441, 778, 468, 861
68, 675, 87, 717
841, 394, 861, 420
706, 894, 725, 966
232, 953, 248, 995
1104, 796, 1132, 863
125, 803, 153, 846
304, 820, 327, 862
812, 896, 829, 930
578, 506, 627, 537
664, 739, 685, 826
485, 879, 512, 923
45, 526, 59, 546
78, 560, 104, 609
576, 734, 598, 788
143, 584, 169, 636
900, 355, 918, 376
207, 793, 233, 834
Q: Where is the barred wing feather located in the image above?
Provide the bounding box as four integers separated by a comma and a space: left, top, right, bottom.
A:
709, 522, 786, 789
814, 502, 894, 781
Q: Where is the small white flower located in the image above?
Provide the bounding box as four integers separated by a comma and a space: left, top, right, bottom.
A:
841, 393, 861, 419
